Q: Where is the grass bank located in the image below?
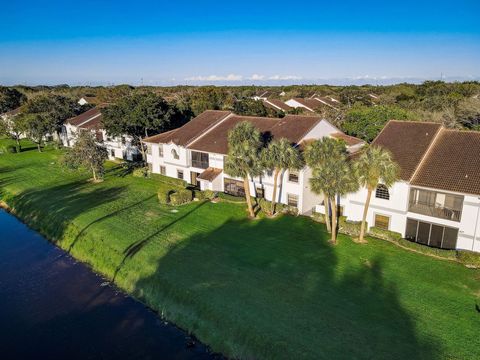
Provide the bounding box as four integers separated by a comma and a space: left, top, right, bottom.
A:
1, 139, 479, 359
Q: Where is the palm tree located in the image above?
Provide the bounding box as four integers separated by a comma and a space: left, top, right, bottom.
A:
310, 152, 358, 244
224, 121, 264, 218
304, 138, 347, 233
262, 138, 303, 215
355, 145, 399, 243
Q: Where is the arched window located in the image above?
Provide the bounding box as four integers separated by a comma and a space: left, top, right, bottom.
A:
375, 184, 390, 200
171, 149, 179, 160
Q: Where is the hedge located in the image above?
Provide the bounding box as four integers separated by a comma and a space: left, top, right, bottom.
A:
158, 189, 174, 204
170, 189, 193, 206
456, 250, 480, 268
338, 216, 362, 237
132, 167, 149, 178
368, 227, 402, 242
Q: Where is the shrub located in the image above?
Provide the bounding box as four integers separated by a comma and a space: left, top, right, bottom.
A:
170, 189, 193, 206
311, 212, 325, 223
203, 190, 215, 200
217, 192, 245, 202
456, 251, 480, 268
368, 227, 402, 242
281, 204, 298, 216
258, 198, 273, 215
158, 189, 174, 204
338, 216, 362, 236
396, 238, 457, 260
6, 145, 17, 154
194, 190, 206, 201
133, 167, 149, 178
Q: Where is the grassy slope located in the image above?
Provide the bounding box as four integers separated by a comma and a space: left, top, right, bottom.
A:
1, 139, 479, 360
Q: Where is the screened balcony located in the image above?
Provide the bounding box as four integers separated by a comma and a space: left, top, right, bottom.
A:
408, 188, 463, 222
191, 151, 209, 169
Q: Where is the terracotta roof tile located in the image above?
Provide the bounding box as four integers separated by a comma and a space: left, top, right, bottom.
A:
411, 129, 480, 195
263, 99, 292, 112
188, 114, 322, 155
197, 167, 223, 182
372, 121, 442, 180
66, 107, 102, 127
143, 110, 231, 145
331, 132, 365, 146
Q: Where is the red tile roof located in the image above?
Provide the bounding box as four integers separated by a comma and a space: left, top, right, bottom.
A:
372, 121, 442, 181
188, 114, 322, 154
290, 98, 323, 111
263, 99, 292, 112
411, 129, 480, 195
197, 167, 223, 182
331, 132, 365, 146
143, 110, 231, 145
66, 107, 103, 128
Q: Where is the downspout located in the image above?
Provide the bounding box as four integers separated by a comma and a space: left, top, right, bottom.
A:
472, 197, 480, 252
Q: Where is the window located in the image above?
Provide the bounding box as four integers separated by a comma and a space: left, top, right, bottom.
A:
288, 169, 299, 183
287, 194, 298, 207
224, 178, 245, 197
146, 144, 152, 155
374, 214, 390, 230
160, 166, 166, 175
121, 136, 126, 145
177, 169, 184, 179
158, 146, 164, 157
171, 149, 179, 160
375, 184, 390, 200
404, 218, 458, 250
256, 186, 264, 199
191, 151, 209, 169
110, 149, 115, 158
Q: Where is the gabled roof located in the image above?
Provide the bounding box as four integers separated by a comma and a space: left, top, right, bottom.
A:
66, 107, 103, 130
289, 98, 323, 111
197, 167, 223, 182
263, 99, 292, 112
411, 129, 480, 196
331, 132, 365, 146
372, 121, 442, 181
143, 110, 231, 145
188, 114, 322, 155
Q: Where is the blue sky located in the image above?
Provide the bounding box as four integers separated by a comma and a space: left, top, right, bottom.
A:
1, 0, 479, 85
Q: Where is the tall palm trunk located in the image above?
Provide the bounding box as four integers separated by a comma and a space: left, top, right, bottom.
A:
92, 167, 97, 181
323, 194, 331, 233
37, 142, 42, 152
243, 176, 255, 218
271, 167, 281, 215
330, 196, 338, 244
15, 136, 21, 152
138, 136, 146, 162
359, 187, 373, 243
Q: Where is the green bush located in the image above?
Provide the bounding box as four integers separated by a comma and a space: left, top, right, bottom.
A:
158, 189, 173, 204
203, 189, 215, 200
368, 227, 402, 242
311, 212, 325, 223
396, 238, 457, 260
456, 250, 480, 268
132, 167, 149, 178
195, 190, 206, 201
258, 198, 273, 215
6, 145, 17, 154
170, 189, 193, 206
338, 216, 362, 236
217, 192, 245, 202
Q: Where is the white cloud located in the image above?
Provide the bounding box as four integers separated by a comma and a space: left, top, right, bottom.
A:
268, 75, 302, 80
248, 74, 266, 80
184, 74, 243, 81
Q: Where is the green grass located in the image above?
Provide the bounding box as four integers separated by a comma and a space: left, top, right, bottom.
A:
1, 138, 480, 360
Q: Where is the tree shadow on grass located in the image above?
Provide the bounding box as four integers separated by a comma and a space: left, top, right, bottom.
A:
131, 216, 441, 360
6, 180, 126, 242
112, 200, 209, 281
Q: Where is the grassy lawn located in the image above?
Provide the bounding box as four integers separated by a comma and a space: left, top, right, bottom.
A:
1, 139, 479, 360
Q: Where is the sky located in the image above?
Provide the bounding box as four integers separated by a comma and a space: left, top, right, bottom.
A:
0, 0, 479, 86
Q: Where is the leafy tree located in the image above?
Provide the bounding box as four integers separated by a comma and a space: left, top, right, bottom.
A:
234, 99, 268, 117
224, 121, 264, 218
63, 130, 108, 182
262, 138, 303, 215
24, 94, 82, 143
0, 114, 25, 151
354, 146, 399, 243
309, 144, 358, 244
342, 105, 415, 142
304, 138, 348, 233
0, 87, 26, 114
102, 92, 183, 160
16, 113, 55, 152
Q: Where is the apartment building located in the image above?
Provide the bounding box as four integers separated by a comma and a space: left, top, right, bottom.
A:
338, 121, 480, 253
143, 110, 364, 215
62, 107, 141, 161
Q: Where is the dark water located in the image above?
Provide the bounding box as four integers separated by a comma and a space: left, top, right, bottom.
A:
0, 209, 219, 360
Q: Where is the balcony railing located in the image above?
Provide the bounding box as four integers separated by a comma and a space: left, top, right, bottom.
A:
408, 202, 462, 222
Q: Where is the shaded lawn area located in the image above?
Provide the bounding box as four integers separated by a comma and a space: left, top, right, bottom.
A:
1, 139, 479, 359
